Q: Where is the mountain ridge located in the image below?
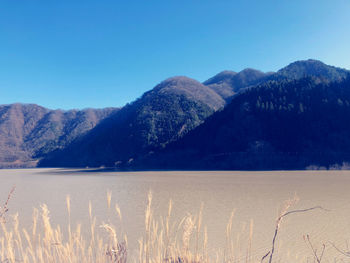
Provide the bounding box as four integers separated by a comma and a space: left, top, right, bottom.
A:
133, 75, 350, 170
2, 59, 350, 169
38, 75, 224, 168
0, 103, 117, 168
204, 68, 269, 101
277, 59, 349, 81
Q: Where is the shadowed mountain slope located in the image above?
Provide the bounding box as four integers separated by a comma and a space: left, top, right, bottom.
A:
27, 59, 350, 169
38, 76, 225, 168
135, 75, 350, 170
204, 59, 350, 103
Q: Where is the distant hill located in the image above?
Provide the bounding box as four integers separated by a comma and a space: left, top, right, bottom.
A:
204, 69, 268, 101
204, 59, 350, 103
153, 76, 224, 110
277, 59, 349, 81
135, 76, 350, 170
38, 76, 225, 168
0, 104, 116, 168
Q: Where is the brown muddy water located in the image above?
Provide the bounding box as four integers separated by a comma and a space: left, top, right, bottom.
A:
1, 168, 350, 262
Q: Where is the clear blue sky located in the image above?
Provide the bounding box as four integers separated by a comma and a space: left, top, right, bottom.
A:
1, 0, 349, 109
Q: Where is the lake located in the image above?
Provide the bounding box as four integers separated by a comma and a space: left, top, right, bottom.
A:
1, 169, 350, 262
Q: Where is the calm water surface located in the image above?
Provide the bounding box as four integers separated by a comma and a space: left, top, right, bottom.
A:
1, 169, 350, 262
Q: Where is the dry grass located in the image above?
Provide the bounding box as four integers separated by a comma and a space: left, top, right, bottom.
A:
0, 186, 15, 223
0, 189, 342, 263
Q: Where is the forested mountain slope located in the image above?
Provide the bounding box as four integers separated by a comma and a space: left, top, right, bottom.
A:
33, 59, 350, 169
134, 76, 350, 170
0, 104, 116, 168
39, 77, 225, 168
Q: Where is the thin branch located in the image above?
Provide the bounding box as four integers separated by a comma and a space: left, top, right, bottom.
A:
261, 251, 270, 263
319, 244, 326, 261
261, 203, 328, 263
304, 234, 326, 263
278, 206, 329, 220
329, 242, 350, 257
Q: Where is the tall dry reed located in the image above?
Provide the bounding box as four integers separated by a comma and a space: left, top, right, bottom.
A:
0, 190, 335, 263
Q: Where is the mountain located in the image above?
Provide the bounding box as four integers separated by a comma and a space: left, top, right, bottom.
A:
38, 76, 225, 168
153, 76, 224, 110
204, 69, 268, 101
0, 104, 116, 168
134, 75, 350, 170
28, 59, 350, 170
277, 59, 349, 81
203, 59, 349, 103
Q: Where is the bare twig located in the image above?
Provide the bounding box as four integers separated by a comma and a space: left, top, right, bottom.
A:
261, 195, 328, 263
303, 234, 326, 263
329, 242, 350, 258
279, 206, 329, 219
261, 251, 270, 263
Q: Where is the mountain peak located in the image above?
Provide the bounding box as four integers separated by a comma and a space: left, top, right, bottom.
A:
278, 59, 349, 81
153, 76, 225, 110
203, 71, 237, 86
281, 59, 327, 69
155, 76, 201, 88
204, 68, 268, 101
236, 68, 266, 78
